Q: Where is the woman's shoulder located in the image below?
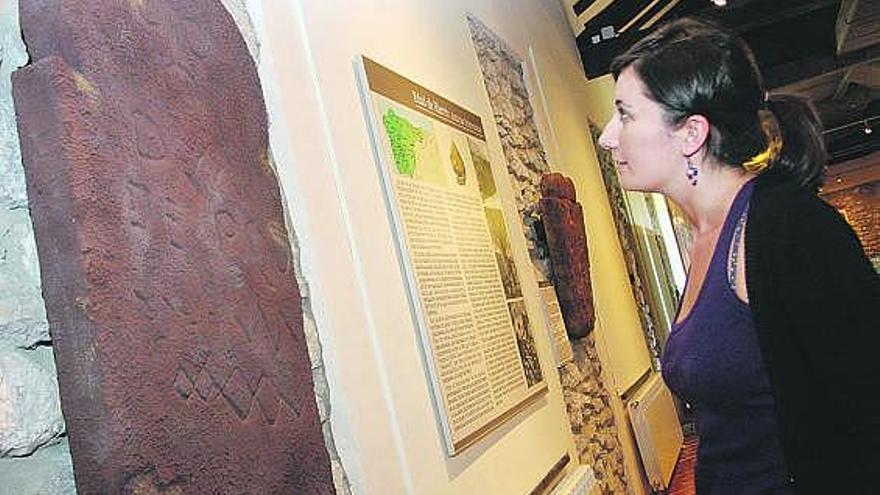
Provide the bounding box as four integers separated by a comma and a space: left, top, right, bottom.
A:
751, 170, 839, 226
753, 170, 815, 203
747, 169, 872, 278
750, 169, 876, 283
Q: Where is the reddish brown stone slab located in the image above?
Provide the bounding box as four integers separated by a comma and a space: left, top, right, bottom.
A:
539, 173, 595, 338
12, 1, 334, 493
540, 172, 577, 202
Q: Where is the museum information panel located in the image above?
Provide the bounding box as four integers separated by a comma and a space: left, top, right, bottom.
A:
357, 57, 546, 455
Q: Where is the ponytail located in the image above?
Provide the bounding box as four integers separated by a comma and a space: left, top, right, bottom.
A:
612, 19, 828, 192
765, 94, 827, 192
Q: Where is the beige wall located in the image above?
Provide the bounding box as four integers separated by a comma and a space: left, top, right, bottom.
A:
555, 73, 653, 395
246, 0, 653, 493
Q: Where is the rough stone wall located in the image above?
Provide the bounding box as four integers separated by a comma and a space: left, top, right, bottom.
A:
560, 336, 627, 494
0, 1, 77, 492
467, 16, 554, 283
467, 16, 628, 494
822, 180, 880, 260
1, 1, 350, 493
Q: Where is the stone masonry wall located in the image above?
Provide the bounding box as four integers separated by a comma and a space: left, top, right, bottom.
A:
0, 1, 76, 492
468, 16, 628, 494
822, 180, 880, 262
467, 15, 555, 284
559, 335, 628, 494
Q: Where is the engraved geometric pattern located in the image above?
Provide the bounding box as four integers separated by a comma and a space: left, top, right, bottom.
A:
12, 0, 335, 493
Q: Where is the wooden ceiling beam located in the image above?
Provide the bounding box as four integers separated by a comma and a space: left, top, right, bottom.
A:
765, 44, 880, 89
832, 67, 855, 100
700, 0, 839, 34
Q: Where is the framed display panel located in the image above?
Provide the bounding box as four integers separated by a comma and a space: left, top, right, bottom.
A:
623, 191, 685, 352
355, 56, 547, 456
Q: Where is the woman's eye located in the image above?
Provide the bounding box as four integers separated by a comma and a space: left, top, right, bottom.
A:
618, 110, 630, 122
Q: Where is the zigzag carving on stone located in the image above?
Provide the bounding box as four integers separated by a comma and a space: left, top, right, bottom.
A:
12, 0, 335, 492
173, 363, 296, 425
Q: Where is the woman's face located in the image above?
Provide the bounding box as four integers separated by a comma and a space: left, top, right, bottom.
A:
598, 66, 685, 193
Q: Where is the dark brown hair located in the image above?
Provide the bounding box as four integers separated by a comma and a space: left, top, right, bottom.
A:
611, 18, 826, 190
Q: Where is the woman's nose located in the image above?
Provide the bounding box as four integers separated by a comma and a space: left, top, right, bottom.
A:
598, 116, 619, 150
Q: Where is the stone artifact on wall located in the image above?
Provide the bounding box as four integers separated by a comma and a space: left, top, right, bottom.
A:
539, 173, 595, 338
12, 0, 335, 493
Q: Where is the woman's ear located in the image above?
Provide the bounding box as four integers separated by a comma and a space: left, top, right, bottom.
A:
680, 114, 711, 157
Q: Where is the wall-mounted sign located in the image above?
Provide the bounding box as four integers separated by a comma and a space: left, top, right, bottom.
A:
356, 56, 547, 455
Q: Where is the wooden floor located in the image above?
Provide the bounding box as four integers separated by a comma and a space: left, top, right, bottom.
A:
666, 435, 698, 495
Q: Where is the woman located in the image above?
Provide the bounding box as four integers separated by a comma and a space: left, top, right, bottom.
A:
598, 18, 879, 494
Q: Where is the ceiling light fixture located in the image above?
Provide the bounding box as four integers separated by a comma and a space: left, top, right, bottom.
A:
710, 0, 727, 6
823, 116, 878, 135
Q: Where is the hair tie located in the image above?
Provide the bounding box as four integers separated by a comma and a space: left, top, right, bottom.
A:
761, 91, 770, 110
743, 109, 782, 173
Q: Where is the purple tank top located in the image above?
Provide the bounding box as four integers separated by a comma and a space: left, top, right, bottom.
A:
662, 180, 793, 494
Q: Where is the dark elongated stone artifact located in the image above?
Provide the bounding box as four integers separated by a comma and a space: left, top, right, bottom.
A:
12, 0, 334, 492
539, 173, 595, 338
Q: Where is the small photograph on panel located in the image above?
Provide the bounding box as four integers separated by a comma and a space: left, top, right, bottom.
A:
484, 207, 521, 299
508, 299, 542, 387
449, 141, 467, 186
468, 138, 497, 202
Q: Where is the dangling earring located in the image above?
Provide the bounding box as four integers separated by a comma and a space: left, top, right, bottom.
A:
685, 156, 699, 186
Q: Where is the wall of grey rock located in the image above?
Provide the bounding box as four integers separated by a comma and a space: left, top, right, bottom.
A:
467, 15, 556, 284
559, 336, 627, 494
0, 1, 77, 493
467, 17, 628, 495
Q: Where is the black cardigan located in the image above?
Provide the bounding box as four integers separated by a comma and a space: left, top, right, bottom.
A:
745, 171, 880, 494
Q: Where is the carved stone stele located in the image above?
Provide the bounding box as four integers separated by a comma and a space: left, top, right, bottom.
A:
12, 0, 335, 492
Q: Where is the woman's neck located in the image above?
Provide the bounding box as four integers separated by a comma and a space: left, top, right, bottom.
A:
669, 161, 756, 234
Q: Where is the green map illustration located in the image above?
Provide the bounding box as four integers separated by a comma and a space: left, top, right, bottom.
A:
383, 109, 424, 176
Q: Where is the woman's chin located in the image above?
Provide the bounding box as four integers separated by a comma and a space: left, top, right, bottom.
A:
618, 176, 656, 194
616, 166, 638, 190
